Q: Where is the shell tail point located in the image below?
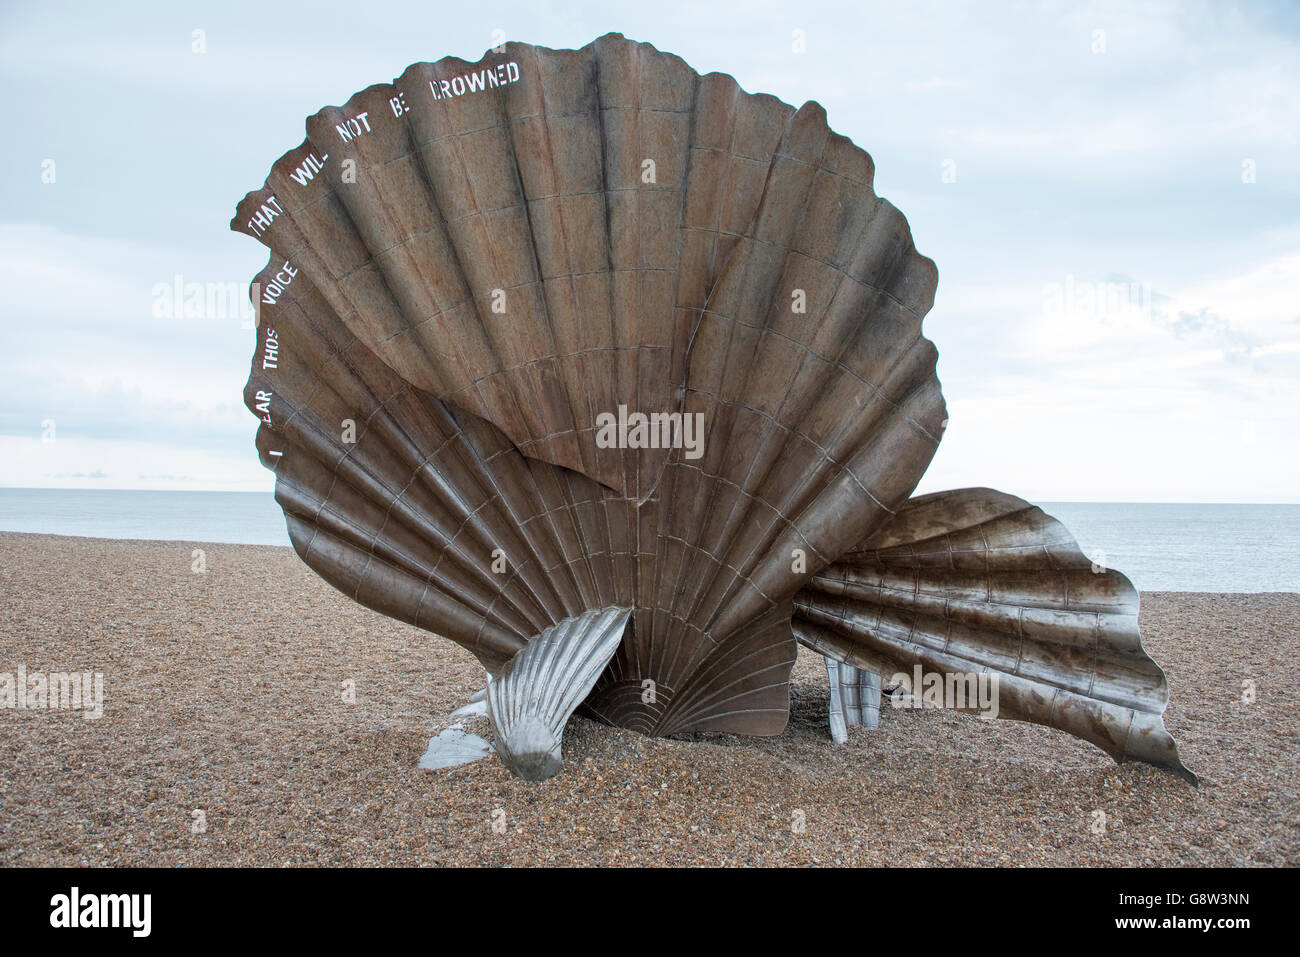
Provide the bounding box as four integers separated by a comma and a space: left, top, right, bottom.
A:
486, 607, 632, 781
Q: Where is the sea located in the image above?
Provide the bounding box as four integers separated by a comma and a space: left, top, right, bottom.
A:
0, 488, 1296, 593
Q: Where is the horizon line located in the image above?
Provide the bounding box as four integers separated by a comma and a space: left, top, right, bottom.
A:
2, 485, 1298, 507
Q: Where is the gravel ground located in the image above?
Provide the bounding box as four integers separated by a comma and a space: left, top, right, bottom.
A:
0, 531, 1295, 867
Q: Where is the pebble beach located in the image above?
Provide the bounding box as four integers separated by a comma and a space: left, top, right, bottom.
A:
1, 531, 1295, 867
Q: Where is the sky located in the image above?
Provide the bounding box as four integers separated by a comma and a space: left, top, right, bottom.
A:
2, 0, 1297, 502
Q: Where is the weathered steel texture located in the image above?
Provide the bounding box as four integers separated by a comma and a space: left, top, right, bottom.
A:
825, 658, 881, 742
487, 607, 631, 780
231, 33, 1192, 782
233, 33, 939, 752
794, 488, 1196, 783
582, 599, 797, 736
826, 658, 849, 744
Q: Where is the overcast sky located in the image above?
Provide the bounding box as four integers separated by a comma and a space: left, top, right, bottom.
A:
2, 0, 1297, 501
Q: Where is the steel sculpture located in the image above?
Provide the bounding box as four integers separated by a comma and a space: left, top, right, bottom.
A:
234, 33, 1193, 783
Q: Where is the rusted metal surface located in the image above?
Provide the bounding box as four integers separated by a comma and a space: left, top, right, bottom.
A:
232, 33, 1191, 782
795, 488, 1194, 782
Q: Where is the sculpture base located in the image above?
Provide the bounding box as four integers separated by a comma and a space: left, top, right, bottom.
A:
825, 657, 881, 743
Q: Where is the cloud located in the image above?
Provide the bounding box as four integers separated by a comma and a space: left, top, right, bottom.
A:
0, 222, 269, 489
1, 0, 1297, 502
918, 247, 1300, 502
1, 434, 266, 491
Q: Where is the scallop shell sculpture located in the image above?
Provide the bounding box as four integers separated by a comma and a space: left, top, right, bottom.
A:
233, 33, 1192, 783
